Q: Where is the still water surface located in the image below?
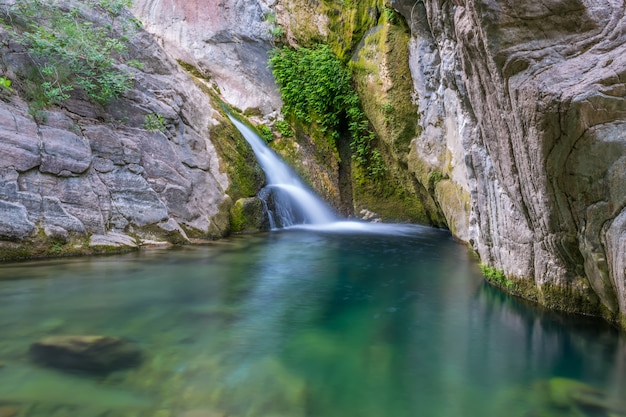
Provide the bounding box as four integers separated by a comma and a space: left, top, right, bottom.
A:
0, 225, 624, 417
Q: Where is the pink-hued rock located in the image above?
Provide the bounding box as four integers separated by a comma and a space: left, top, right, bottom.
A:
131, 0, 282, 116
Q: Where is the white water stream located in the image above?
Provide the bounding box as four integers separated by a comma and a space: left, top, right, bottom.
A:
229, 116, 337, 228
229, 115, 433, 236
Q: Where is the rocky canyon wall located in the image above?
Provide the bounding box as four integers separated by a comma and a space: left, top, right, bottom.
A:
131, 0, 282, 116
392, 0, 626, 323
0, 3, 253, 258
3, 0, 624, 326
131, 0, 626, 324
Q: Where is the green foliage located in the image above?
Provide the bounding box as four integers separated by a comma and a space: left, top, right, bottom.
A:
257, 124, 273, 143
268, 44, 386, 178
383, 6, 397, 24
264, 12, 285, 40
127, 59, 144, 69
96, 0, 133, 15
274, 119, 293, 137
0, 0, 137, 110
0, 76, 12, 92
144, 113, 167, 132
480, 264, 513, 289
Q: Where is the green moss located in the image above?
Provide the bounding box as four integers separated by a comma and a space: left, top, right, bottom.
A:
229, 203, 246, 233
479, 263, 619, 327
0, 229, 138, 262
208, 110, 265, 201
428, 170, 444, 191
481, 264, 514, 289
177, 60, 209, 81
324, 0, 383, 60
352, 163, 429, 223
537, 282, 603, 317
229, 197, 265, 233
351, 10, 418, 157
270, 115, 340, 205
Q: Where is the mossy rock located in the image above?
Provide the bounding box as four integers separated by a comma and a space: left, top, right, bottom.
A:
209, 113, 266, 201
230, 197, 268, 233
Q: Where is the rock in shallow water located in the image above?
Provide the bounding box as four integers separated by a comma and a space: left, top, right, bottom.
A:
30, 335, 143, 374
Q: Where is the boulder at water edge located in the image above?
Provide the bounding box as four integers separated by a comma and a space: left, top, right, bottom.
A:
30, 335, 143, 374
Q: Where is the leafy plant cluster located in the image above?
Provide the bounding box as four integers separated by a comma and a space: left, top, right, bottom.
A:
480, 264, 513, 289
0, 0, 138, 111
268, 44, 386, 178
263, 12, 285, 41
144, 113, 167, 133
257, 124, 273, 143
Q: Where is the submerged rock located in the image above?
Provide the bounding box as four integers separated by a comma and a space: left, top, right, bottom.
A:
30, 335, 143, 374
0, 406, 19, 417
493, 377, 626, 416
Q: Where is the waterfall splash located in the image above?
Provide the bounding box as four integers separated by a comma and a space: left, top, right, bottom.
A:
229, 116, 337, 228
229, 115, 432, 236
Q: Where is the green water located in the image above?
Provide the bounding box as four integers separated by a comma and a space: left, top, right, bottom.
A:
0, 226, 624, 417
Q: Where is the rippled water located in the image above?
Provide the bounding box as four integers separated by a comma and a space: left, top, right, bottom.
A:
0, 226, 624, 417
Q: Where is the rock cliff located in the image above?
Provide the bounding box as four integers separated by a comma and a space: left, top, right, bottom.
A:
2, 0, 625, 326
391, 0, 626, 324
0, 2, 253, 258
132, 0, 626, 324
130, 0, 282, 116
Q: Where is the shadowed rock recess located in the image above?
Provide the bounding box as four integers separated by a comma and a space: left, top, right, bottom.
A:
0, 3, 240, 258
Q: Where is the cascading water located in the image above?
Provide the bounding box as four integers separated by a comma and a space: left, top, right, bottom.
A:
229, 115, 429, 236
228, 115, 337, 228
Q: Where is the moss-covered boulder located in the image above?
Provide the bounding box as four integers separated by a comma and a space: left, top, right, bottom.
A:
230, 197, 268, 233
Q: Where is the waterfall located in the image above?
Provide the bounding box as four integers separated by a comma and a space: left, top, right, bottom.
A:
228, 115, 337, 228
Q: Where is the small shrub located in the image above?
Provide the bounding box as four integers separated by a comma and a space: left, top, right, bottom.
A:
144, 113, 167, 132
264, 12, 284, 40
257, 124, 273, 143
127, 59, 144, 69
274, 119, 293, 137
383, 7, 397, 24
0, 0, 138, 110
0, 76, 12, 92
428, 169, 444, 190
480, 264, 513, 289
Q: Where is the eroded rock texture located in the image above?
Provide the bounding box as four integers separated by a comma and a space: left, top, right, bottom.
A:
0, 7, 233, 257
131, 0, 282, 116
393, 0, 626, 322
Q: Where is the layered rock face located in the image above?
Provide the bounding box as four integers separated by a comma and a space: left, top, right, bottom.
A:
130, 0, 626, 323
131, 0, 282, 116
0, 8, 233, 257
393, 0, 626, 322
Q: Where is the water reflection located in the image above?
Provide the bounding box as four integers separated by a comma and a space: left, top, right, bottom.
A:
474, 282, 626, 415
0, 230, 624, 417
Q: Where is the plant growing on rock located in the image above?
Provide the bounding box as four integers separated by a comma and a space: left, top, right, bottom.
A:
480, 264, 513, 289
257, 124, 274, 143
0, 0, 138, 111
144, 113, 167, 132
269, 44, 386, 178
